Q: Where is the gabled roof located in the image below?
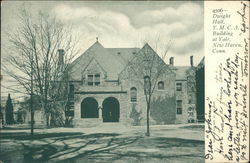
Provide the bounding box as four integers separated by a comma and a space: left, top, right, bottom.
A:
81, 58, 107, 76
68, 41, 180, 81
118, 43, 174, 79
106, 48, 140, 65
68, 41, 104, 80
70, 41, 104, 69
68, 41, 140, 80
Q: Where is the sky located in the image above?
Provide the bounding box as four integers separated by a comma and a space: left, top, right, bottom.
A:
1, 1, 204, 100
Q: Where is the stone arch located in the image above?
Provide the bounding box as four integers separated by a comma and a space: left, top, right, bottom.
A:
102, 97, 120, 122
81, 97, 99, 118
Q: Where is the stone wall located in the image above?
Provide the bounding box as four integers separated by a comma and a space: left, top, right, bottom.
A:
175, 67, 197, 123
73, 91, 129, 128
120, 70, 176, 126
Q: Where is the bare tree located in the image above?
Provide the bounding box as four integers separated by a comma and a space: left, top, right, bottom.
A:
120, 39, 173, 136
2, 9, 79, 130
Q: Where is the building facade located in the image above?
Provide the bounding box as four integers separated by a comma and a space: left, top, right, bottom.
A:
66, 40, 198, 127
196, 57, 205, 122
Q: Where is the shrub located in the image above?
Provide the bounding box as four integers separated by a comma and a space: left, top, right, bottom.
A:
129, 103, 142, 126
150, 96, 176, 124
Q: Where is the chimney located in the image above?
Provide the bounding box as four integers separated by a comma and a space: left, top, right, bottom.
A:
169, 57, 174, 65
190, 56, 193, 67
58, 49, 65, 66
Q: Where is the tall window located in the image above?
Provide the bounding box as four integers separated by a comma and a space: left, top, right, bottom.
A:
67, 84, 75, 115
176, 100, 182, 114
130, 87, 137, 102
158, 81, 164, 90
144, 76, 150, 95
88, 74, 100, 86
69, 84, 74, 99
69, 84, 74, 93
176, 83, 182, 91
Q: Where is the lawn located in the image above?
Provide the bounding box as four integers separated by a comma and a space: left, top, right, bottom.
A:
0, 124, 204, 163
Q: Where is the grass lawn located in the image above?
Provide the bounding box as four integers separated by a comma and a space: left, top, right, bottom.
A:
0, 124, 204, 163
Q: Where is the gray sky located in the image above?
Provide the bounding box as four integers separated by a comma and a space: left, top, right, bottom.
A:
1, 1, 204, 100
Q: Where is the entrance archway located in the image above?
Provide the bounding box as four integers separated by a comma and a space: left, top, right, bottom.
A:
81, 97, 98, 118
102, 97, 120, 122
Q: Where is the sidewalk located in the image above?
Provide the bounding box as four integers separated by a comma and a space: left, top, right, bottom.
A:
1, 123, 204, 141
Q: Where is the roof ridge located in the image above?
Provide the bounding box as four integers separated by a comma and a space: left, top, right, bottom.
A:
70, 41, 104, 66
105, 47, 140, 49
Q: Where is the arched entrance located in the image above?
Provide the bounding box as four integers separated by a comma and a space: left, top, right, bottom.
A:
81, 97, 99, 118
102, 97, 120, 122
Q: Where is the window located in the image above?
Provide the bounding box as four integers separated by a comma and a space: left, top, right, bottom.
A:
94, 74, 100, 86
188, 94, 192, 104
188, 107, 194, 117
69, 84, 74, 93
144, 76, 150, 95
130, 87, 137, 102
176, 100, 182, 114
188, 94, 195, 104
158, 81, 164, 90
176, 83, 182, 91
177, 108, 182, 114
69, 84, 74, 99
187, 82, 195, 92
87, 75, 94, 86
88, 74, 100, 86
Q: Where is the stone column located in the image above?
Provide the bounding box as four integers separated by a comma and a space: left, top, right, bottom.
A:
98, 107, 102, 120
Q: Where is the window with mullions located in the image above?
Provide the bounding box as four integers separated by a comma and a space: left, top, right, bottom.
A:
87, 75, 94, 86
87, 74, 100, 86
188, 107, 194, 117
69, 84, 74, 93
176, 100, 182, 114
69, 84, 74, 99
176, 83, 182, 91
130, 87, 137, 102
94, 74, 100, 85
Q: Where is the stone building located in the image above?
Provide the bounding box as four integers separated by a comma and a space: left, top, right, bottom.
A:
65, 40, 198, 127
196, 57, 205, 122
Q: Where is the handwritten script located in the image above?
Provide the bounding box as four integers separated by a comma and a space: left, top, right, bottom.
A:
205, 1, 249, 162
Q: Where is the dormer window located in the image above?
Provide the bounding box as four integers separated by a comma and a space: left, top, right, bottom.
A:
87, 75, 93, 86
88, 73, 100, 86
94, 74, 100, 85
